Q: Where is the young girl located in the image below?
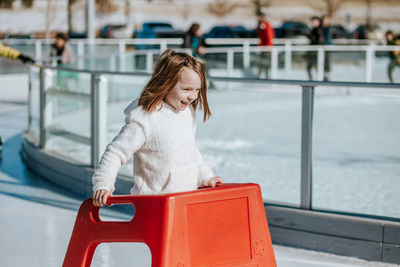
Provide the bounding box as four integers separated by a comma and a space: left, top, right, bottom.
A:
92, 49, 223, 207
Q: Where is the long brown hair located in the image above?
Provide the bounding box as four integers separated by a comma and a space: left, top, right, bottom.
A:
138, 49, 211, 122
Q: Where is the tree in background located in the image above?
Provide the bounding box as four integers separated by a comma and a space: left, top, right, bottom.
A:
96, 0, 117, 15
0, 0, 34, 8
309, 0, 345, 18
0, 0, 14, 8
248, 0, 273, 16
67, 0, 79, 36
22, 0, 34, 7
206, 0, 239, 19
365, 0, 372, 28
45, 0, 57, 39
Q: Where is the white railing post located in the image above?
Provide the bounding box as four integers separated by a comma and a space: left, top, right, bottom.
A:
227, 49, 234, 90
227, 49, 234, 77
146, 51, 153, 73
317, 47, 324, 81
365, 45, 374, 83
284, 40, 292, 73
243, 41, 250, 69
77, 41, 84, 69
110, 54, 116, 72
91, 74, 108, 168
35, 40, 42, 61
118, 40, 126, 72
271, 47, 278, 79
160, 40, 167, 53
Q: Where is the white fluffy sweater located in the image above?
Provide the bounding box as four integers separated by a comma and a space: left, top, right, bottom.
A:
92, 99, 214, 195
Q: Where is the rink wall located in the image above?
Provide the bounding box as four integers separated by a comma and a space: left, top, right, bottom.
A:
21, 135, 400, 264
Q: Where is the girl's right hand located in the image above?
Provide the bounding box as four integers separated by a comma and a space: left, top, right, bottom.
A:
93, 189, 112, 207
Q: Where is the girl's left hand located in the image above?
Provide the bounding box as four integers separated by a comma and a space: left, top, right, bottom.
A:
206, 176, 224, 187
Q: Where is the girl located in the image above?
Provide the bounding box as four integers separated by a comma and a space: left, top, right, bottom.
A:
92, 49, 223, 207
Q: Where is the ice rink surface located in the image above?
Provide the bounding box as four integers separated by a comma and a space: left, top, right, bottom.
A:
0, 74, 398, 266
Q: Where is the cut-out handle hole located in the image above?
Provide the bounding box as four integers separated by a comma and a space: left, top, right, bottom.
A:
99, 203, 135, 222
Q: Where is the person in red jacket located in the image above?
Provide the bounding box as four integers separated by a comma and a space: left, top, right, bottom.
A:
256, 11, 274, 78
257, 11, 275, 46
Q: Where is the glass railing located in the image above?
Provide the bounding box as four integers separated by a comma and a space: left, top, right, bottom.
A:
26, 63, 400, 219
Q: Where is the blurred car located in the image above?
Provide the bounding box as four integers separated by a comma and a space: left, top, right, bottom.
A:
352, 24, 384, 40
331, 25, 351, 39
99, 24, 131, 38
274, 21, 310, 38
203, 25, 255, 39
134, 22, 184, 39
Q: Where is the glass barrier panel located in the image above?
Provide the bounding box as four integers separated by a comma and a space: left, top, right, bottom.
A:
197, 82, 302, 206
103, 74, 150, 176
28, 66, 41, 144
205, 52, 228, 77
329, 51, 365, 82
313, 87, 400, 218
44, 70, 92, 165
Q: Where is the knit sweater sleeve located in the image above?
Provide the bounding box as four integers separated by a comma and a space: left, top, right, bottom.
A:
190, 107, 214, 187
92, 112, 146, 193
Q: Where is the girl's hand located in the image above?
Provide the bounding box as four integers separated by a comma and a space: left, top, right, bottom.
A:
206, 176, 224, 187
93, 189, 112, 207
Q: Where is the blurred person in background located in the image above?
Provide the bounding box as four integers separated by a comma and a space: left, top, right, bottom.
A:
50, 33, 76, 89
0, 43, 34, 64
306, 16, 324, 80
183, 23, 216, 89
183, 23, 206, 58
256, 11, 274, 78
321, 15, 332, 81
50, 33, 74, 65
385, 30, 400, 83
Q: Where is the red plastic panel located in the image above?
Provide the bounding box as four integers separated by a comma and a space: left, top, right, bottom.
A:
186, 197, 251, 265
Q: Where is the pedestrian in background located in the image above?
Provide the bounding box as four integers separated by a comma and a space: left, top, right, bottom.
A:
50, 33, 76, 89
306, 16, 324, 80
321, 15, 332, 81
256, 11, 274, 78
183, 23, 206, 58
50, 32, 74, 65
385, 30, 400, 83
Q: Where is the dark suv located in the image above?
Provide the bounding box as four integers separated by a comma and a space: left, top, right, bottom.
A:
275, 21, 310, 38
134, 22, 184, 39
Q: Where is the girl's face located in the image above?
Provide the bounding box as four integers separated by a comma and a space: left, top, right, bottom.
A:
165, 68, 201, 111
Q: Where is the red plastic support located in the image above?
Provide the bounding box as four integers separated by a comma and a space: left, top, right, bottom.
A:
63, 183, 276, 266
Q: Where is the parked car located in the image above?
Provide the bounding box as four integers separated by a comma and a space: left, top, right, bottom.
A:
203, 25, 255, 39
134, 22, 184, 39
99, 24, 131, 38
352, 24, 384, 40
274, 21, 310, 38
330, 25, 351, 39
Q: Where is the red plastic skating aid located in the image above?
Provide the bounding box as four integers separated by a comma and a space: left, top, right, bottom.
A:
63, 183, 276, 266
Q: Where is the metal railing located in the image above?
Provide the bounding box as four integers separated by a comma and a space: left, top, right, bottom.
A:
28, 63, 400, 213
